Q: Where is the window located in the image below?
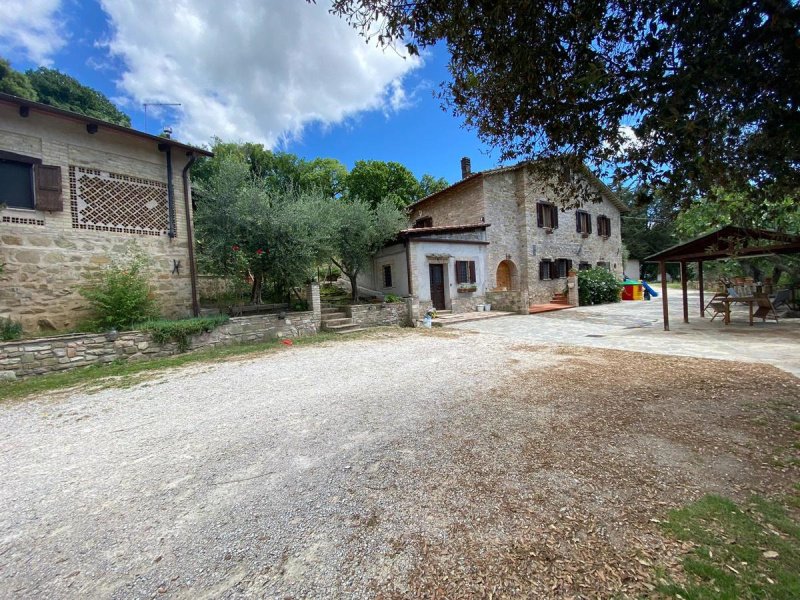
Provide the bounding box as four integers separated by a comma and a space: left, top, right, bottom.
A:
414, 216, 433, 228
576, 210, 592, 234
0, 158, 35, 210
539, 259, 554, 280
556, 258, 572, 278
455, 260, 476, 284
382, 264, 393, 288
597, 261, 610, 271
597, 215, 611, 237
579, 261, 592, 271
536, 202, 558, 229
0, 150, 63, 212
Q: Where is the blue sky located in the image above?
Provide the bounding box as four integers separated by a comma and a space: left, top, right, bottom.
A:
0, 0, 501, 185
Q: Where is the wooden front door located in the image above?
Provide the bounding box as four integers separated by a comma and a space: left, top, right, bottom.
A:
429, 264, 446, 310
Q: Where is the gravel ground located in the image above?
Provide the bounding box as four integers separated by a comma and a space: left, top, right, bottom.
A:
1, 329, 798, 599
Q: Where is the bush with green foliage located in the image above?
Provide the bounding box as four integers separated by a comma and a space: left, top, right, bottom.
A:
1, 318, 23, 341
80, 249, 158, 331
384, 294, 402, 303
577, 268, 623, 306
138, 315, 230, 352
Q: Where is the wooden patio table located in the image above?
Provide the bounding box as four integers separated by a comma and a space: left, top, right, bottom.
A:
718, 296, 755, 326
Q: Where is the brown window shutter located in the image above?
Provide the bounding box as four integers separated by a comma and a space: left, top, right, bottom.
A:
469, 261, 476, 283
536, 203, 543, 227
455, 261, 464, 284
552, 206, 558, 229
34, 164, 63, 211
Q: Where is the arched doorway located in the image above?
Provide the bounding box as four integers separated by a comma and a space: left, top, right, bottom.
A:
495, 260, 518, 291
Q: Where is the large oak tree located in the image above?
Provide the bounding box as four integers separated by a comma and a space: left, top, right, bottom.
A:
322, 1, 799, 212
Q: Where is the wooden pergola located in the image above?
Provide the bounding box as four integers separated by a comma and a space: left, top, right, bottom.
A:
644, 226, 800, 331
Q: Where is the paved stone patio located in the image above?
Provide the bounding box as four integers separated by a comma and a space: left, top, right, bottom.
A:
447, 291, 800, 377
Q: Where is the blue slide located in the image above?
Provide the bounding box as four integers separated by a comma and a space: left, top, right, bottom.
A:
641, 281, 659, 298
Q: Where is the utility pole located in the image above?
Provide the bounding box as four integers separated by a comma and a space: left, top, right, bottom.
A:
143, 102, 182, 133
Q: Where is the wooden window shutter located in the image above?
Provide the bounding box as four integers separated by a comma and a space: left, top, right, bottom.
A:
576, 212, 582, 232
455, 261, 465, 284
539, 261, 545, 280
536, 203, 543, 227
552, 206, 558, 229
469, 261, 476, 283
588, 215, 592, 234
34, 164, 63, 211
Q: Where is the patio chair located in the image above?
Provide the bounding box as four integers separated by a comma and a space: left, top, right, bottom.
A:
772, 289, 791, 310
704, 291, 729, 322
753, 293, 779, 323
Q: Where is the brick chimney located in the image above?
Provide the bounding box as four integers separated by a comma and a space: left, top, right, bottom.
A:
460, 156, 471, 179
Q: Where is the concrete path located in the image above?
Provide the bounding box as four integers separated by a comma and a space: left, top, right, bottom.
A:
447, 291, 800, 377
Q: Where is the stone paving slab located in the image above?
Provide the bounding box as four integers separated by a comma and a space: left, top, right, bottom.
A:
433, 311, 515, 326
447, 291, 800, 377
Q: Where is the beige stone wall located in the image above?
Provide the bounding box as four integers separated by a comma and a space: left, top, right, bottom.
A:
0, 103, 196, 333
408, 177, 485, 227
521, 167, 624, 304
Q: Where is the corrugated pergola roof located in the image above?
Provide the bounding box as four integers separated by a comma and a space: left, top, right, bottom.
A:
645, 225, 800, 263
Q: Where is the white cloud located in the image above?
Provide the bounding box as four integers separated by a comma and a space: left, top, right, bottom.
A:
99, 0, 421, 146
0, 0, 65, 64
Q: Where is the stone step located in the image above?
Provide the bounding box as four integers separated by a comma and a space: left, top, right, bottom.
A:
321, 317, 352, 327
433, 310, 452, 316
325, 322, 362, 333
321, 306, 346, 314
321, 312, 347, 321
333, 327, 366, 335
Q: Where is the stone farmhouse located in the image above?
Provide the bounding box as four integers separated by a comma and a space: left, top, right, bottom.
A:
361, 158, 627, 314
0, 92, 212, 333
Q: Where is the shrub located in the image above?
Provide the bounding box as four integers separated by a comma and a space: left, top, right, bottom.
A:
384, 294, 402, 303
1, 318, 23, 341
80, 248, 159, 331
138, 315, 230, 352
577, 267, 623, 306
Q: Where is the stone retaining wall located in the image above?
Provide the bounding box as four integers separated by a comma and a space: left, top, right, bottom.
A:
0, 312, 318, 380
347, 302, 409, 327
486, 290, 525, 313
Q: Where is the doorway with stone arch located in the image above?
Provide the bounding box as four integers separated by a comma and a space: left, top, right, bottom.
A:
495, 259, 518, 291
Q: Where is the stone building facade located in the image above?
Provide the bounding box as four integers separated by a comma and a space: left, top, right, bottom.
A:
0, 93, 212, 333
407, 160, 627, 310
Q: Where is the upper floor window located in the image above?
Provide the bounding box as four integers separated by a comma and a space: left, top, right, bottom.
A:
414, 216, 433, 228
597, 215, 611, 237
455, 260, 476, 284
576, 210, 592, 235
382, 264, 393, 288
536, 202, 558, 229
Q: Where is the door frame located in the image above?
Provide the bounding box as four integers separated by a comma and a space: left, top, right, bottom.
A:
428, 262, 447, 310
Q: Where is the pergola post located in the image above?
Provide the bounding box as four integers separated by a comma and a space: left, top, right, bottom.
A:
698, 261, 705, 317
680, 261, 689, 323
660, 261, 669, 331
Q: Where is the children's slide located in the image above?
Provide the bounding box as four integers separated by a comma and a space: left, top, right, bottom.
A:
641, 281, 659, 297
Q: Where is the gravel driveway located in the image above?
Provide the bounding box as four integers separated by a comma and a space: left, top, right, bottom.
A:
1, 329, 798, 598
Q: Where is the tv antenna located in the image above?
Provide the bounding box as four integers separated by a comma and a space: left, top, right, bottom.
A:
143, 102, 182, 133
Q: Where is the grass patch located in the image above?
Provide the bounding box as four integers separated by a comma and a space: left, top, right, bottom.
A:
0, 331, 348, 402
659, 490, 800, 599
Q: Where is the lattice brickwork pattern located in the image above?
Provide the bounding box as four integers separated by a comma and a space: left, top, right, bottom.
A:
2, 215, 45, 226
69, 166, 172, 236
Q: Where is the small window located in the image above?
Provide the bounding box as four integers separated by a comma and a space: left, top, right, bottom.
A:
536, 202, 558, 229
0, 158, 35, 210
414, 216, 433, 228
597, 261, 610, 271
576, 210, 592, 234
597, 215, 611, 237
539, 259, 554, 280
455, 260, 476, 284
579, 261, 592, 271
382, 264, 393, 288
556, 258, 572, 278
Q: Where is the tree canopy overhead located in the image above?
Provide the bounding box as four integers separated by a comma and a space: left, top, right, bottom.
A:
324, 1, 800, 211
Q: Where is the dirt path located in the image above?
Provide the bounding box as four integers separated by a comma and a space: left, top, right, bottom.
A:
1, 330, 797, 598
